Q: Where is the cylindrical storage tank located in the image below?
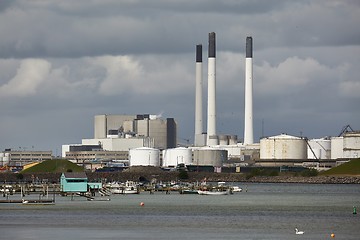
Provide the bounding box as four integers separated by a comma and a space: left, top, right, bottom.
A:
218, 135, 229, 145
162, 147, 192, 167
308, 148, 321, 159
307, 138, 331, 159
129, 147, 160, 166
331, 137, 343, 159
229, 135, 238, 145
343, 132, 360, 158
260, 134, 307, 159
193, 148, 227, 167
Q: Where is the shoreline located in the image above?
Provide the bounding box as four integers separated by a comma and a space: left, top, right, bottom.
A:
1, 171, 360, 184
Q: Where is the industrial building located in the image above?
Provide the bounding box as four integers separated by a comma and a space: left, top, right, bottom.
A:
94, 114, 177, 150
64, 150, 129, 171
63, 114, 177, 155
62, 114, 177, 168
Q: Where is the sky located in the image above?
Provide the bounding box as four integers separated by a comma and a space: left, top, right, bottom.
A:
0, 0, 359, 154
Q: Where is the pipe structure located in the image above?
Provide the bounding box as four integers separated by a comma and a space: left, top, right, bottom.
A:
244, 36, 254, 145
207, 32, 218, 146
194, 44, 204, 146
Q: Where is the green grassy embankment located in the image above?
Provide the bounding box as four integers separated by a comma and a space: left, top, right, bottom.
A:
21, 159, 84, 173
320, 158, 360, 176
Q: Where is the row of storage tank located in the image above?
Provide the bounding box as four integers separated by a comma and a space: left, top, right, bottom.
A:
129, 132, 360, 167
129, 147, 227, 167
260, 132, 360, 160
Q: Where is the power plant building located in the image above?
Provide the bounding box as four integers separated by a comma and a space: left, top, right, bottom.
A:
94, 114, 177, 150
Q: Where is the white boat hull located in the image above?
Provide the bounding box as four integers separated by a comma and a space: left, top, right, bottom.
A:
111, 188, 139, 194
197, 189, 230, 195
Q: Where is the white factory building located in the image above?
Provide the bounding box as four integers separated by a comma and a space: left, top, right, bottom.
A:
62, 114, 177, 161
94, 114, 177, 150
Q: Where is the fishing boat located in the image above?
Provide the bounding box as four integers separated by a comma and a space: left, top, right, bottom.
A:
197, 189, 230, 195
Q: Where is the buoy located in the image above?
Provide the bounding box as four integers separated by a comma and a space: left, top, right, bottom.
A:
331, 233, 335, 238
140, 202, 144, 207
353, 206, 357, 215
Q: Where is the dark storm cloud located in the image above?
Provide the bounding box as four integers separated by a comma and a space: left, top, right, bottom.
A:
1, 0, 358, 59
0, 0, 13, 12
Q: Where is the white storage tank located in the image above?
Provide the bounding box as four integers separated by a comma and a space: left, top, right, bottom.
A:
331, 137, 343, 159
307, 138, 331, 159
260, 134, 307, 159
343, 131, 360, 159
129, 147, 160, 166
162, 147, 192, 167
193, 148, 227, 167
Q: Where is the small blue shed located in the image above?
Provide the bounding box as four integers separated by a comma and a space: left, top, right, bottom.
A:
60, 172, 88, 193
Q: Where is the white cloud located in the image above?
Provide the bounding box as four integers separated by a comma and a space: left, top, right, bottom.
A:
0, 58, 50, 98
255, 56, 334, 95
92, 55, 143, 95
89, 54, 193, 96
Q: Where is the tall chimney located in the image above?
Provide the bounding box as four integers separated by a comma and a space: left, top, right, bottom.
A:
244, 36, 254, 145
207, 32, 218, 146
194, 44, 204, 146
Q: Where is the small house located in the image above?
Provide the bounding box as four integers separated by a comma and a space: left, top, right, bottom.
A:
60, 172, 88, 193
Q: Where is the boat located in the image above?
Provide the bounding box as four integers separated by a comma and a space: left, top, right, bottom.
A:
21, 199, 55, 205
197, 189, 230, 195
110, 181, 139, 194
179, 188, 199, 194
231, 186, 242, 192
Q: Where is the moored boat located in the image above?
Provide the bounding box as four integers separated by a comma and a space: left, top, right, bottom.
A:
179, 189, 199, 194
231, 186, 242, 192
110, 181, 139, 194
197, 189, 230, 195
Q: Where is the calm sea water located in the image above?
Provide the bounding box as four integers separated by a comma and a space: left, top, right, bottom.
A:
1, 183, 359, 240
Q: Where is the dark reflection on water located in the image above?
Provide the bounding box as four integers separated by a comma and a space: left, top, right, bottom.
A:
1, 183, 359, 240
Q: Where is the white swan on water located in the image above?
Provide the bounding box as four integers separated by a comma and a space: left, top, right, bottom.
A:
295, 228, 304, 235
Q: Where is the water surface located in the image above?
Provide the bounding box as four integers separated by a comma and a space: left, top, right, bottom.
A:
1, 183, 359, 240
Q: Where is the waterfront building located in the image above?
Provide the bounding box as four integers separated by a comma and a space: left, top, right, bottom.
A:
60, 172, 88, 193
